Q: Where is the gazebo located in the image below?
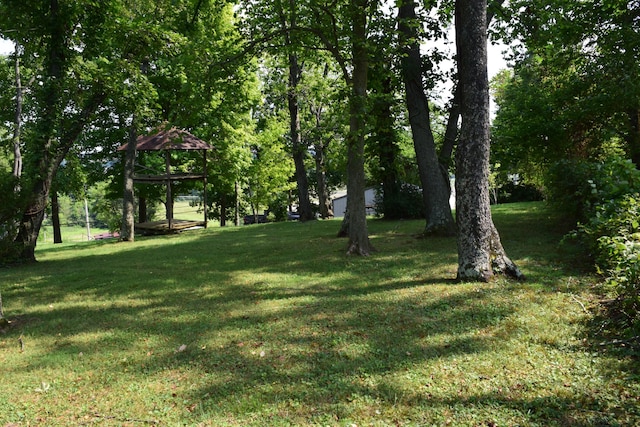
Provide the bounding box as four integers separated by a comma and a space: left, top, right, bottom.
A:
118, 126, 214, 234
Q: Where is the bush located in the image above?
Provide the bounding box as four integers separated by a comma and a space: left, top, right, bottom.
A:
547, 157, 640, 342
545, 156, 640, 224
583, 195, 640, 339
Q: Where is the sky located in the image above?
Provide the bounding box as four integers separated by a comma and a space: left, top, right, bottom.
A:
0, 38, 11, 54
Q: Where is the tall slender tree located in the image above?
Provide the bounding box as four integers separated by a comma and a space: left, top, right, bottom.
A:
343, 0, 374, 255
280, 0, 315, 221
398, 0, 456, 235
455, 0, 523, 281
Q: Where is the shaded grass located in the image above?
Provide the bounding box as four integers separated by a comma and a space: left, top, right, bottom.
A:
1, 202, 639, 426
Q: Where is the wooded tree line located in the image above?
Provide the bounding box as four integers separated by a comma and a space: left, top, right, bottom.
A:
1, 0, 637, 283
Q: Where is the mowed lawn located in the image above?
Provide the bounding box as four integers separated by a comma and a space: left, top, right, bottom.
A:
1, 202, 638, 426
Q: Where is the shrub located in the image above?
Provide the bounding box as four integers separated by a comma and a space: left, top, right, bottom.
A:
545, 156, 640, 224
584, 195, 640, 339
548, 157, 640, 342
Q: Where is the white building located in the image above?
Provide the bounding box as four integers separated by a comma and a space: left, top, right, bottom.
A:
331, 188, 378, 218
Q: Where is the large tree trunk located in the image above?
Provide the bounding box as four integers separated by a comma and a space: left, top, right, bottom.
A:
288, 53, 314, 221
121, 123, 137, 242
345, 1, 373, 255
15, 168, 56, 262
455, 0, 523, 281
398, 0, 456, 236
138, 197, 147, 223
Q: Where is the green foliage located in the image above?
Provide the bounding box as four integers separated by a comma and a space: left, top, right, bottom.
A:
548, 157, 640, 341
246, 116, 295, 213
493, 0, 640, 178
88, 182, 125, 232
0, 173, 24, 264
494, 181, 544, 204
578, 195, 640, 339
545, 156, 640, 224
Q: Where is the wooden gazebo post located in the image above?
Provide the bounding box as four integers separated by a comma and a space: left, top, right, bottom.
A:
203, 149, 208, 228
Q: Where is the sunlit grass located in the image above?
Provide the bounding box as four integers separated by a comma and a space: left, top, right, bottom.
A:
1, 202, 638, 426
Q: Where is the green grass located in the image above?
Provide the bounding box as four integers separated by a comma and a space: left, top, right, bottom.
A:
1, 202, 639, 426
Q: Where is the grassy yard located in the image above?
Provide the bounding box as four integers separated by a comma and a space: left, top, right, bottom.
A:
0, 202, 638, 426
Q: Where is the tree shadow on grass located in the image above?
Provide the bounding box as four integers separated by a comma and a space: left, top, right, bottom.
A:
0, 211, 624, 424
2, 266, 515, 419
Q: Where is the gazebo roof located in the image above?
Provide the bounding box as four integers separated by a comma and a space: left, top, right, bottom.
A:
118, 126, 213, 151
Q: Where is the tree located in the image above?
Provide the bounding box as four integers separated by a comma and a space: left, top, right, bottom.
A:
154, 2, 258, 227
398, 0, 456, 235
0, 0, 166, 260
279, 0, 315, 222
492, 0, 640, 173
302, 61, 345, 219
246, 116, 295, 217
341, 0, 375, 255
239, 0, 317, 221
455, 0, 523, 281
240, 0, 378, 253
121, 122, 137, 241
0, 0, 252, 259
0, 0, 112, 262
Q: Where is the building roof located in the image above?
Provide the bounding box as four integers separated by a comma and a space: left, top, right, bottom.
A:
118, 126, 214, 151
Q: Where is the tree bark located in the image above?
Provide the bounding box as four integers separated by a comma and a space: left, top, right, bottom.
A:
12, 44, 23, 180
440, 85, 460, 168
288, 53, 314, 221
439, 1, 504, 171
315, 137, 333, 219
51, 190, 62, 244
345, 1, 373, 255
220, 192, 227, 226
121, 123, 137, 242
455, 0, 523, 281
398, 0, 456, 236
